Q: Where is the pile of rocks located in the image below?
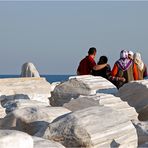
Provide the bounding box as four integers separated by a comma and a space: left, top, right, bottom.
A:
0, 75, 147, 147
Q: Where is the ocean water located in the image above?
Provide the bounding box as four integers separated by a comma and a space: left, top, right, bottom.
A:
0, 75, 73, 83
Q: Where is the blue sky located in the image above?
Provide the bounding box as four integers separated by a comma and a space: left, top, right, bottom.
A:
0, 1, 148, 74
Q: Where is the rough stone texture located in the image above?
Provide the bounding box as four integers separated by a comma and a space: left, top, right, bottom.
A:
33, 136, 65, 148
116, 80, 148, 121
49, 75, 117, 106
0, 130, 33, 148
139, 142, 148, 148
0, 78, 51, 105
44, 106, 137, 148
132, 120, 148, 146
51, 82, 61, 92
0, 106, 71, 137
4, 100, 48, 113
20, 62, 40, 77
63, 93, 138, 120
0, 106, 6, 118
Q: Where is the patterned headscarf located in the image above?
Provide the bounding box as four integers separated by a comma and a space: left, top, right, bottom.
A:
117, 50, 133, 71
134, 52, 144, 71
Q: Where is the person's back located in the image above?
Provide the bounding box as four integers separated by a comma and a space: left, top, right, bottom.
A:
77, 47, 96, 75
111, 50, 137, 88
92, 56, 111, 79
133, 52, 147, 80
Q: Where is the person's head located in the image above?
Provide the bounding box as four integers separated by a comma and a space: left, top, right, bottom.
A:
128, 51, 134, 60
134, 52, 142, 63
98, 56, 108, 64
120, 50, 128, 59
88, 47, 96, 57
134, 52, 144, 71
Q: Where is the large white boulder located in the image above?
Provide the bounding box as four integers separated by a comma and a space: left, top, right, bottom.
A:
33, 136, 65, 148
0, 78, 51, 106
116, 80, 148, 121
49, 75, 117, 106
0, 130, 33, 148
44, 106, 137, 147
0, 106, 71, 136
64, 93, 138, 120
20, 62, 40, 77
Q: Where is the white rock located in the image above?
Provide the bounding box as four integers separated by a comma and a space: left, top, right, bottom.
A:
50, 75, 117, 106
132, 120, 148, 146
51, 82, 61, 91
64, 93, 138, 120
44, 106, 137, 147
116, 80, 148, 121
0, 106, 71, 137
0, 130, 33, 148
0, 77, 51, 105
33, 136, 65, 148
0, 106, 6, 118
4, 100, 48, 113
21, 62, 40, 77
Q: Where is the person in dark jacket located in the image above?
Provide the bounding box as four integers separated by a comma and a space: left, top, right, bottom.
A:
92, 56, 125, 87
92, 56, 111, 79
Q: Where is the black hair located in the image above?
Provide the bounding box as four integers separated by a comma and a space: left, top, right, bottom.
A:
88, 47, 96, 55
97, 56, 108, 64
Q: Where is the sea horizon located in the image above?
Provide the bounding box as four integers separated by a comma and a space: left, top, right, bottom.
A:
0, 74, 74, 83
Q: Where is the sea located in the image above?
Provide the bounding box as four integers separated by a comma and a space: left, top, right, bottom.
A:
0, 75, 73, 83
0, 75, 147, 83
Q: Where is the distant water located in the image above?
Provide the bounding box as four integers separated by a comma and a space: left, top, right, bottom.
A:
0, 75, 73, 83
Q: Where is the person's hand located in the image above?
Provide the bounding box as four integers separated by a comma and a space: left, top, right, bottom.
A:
118, 77, 126, 82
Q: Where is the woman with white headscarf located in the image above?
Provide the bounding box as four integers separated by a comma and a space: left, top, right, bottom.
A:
134, 52, 147, 80
111, 50, 138, 88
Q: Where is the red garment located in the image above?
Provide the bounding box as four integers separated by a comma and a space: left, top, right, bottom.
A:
77, 56, 96, 75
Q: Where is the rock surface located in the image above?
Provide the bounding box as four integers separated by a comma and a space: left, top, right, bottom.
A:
64, 93, 138, 120
116, 80, 148, 121
33, 136, 65, 148
21, 62, 40, 77
4, 100, 48, 114
0, 78, 51, 105
44, 106, 137, 147
0, 106, 71, 136
50, 75, 117, 106
0, 130, 33, 148
132, 120, 148, 146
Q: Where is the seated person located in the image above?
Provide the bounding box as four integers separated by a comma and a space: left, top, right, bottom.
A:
92, 55, 125, 88
92, 56, 111, 79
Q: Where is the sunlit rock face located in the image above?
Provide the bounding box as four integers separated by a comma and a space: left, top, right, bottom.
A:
0, 130, 33, 148
20, 62, 40, 77
43, 106, 137, 148
63, 93, 138, 121
49, 75, 117, 106
116, 80, 148, 121
0, 77, 51, 106
0, 106, 71, 136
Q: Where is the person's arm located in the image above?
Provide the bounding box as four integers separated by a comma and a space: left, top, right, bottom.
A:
93, 63, 107, 71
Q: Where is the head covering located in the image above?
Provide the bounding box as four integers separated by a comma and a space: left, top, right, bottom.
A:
120, 50, 128, 59
128, 51, 134, 59
134, 52, 144, 71
117, 50, 133, 71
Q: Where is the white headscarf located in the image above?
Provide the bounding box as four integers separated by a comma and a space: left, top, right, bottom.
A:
128, 51, 134, 59
134, 52, 144, 71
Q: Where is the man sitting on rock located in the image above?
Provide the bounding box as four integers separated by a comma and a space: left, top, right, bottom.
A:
77, 47, 106, 75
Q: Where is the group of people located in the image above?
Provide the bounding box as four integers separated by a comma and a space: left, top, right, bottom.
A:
77, 47, 147, 89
